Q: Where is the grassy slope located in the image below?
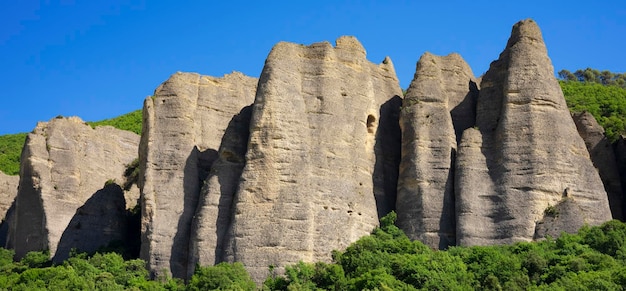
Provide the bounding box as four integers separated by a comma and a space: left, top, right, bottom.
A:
0, 110, 142, 175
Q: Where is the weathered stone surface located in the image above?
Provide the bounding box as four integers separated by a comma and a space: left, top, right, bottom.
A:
455, 19, 611, 246
396, 52, 477, 249
8, 117, 139, 259
0, 172, 18, 246
139, 72, 257, 278
187, 105, 252, 278
223, 36, 402, 282
54, 184, 128, 261
573, 111, 624, 220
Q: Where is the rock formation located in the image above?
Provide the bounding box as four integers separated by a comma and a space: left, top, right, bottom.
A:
221, 36, 402, 282
138, 72, 257, 278
187, 105, 252, 277
572, 111, 624, 220
455, 19, 611, 246
8, 117, 139, 260
0, 172, 18, 246
396, 53, 478, 249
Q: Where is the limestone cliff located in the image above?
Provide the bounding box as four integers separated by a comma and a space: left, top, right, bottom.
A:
0, 172, 18, 246
139, 72, 257, 278
455, 19, 612, 246
222, 36, 402, 282
8, 117, 139, 260
396, 53, 478, 249
572, 111, 624, 220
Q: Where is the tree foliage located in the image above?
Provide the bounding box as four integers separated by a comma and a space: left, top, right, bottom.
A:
0, 133, 26, 175
560, 80, 626, 141
0, 214, 625, 290
559, 68, 626, 88
265, 212, 626, 290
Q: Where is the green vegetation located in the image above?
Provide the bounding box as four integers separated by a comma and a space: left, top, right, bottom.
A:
87, 109, 143, 135
559, 68, 626, 88
0, 110, 142, 175
263, 212, 626, 290
0, 133, 27, 175
1, 213, 624, 290
560, 80, 626, 142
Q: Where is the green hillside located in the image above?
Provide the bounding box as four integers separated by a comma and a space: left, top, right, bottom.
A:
0, 110, 142, 175
0, 133, 27, 175
0, 213, 624, 290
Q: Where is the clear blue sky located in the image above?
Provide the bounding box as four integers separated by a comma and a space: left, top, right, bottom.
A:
1, 1, 625, 135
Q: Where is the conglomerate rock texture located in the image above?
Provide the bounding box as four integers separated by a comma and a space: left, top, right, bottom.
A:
8, 117, 139, 260
454, 19, 611, 246
396, 52, 478, 249
138, 72, 257, 278
572, 111, 624, 220
221, 36, 402, 282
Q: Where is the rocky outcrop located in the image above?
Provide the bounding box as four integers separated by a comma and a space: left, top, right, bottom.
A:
222, 36, 402, 282
573, 111, 624, 220
187, 105, 252, 278
54, 184, 129, 261
455, 19, 612, 246
8, 117, 139, 260
0, 172, 18, 246
396, 53, 478, 249
139, 72, 257, 278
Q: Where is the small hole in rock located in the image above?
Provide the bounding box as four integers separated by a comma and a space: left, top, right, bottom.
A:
366, 115, 376, 133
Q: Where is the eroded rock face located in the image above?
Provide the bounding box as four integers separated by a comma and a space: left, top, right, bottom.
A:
223, 36, 402, 282
139, 72, 257, 278
572, 111, 624, 220
455, 19, 612, 246
8, 117, 139, 259
0, 172, 18, 246
187, 105, 252, 278
396, 53, 478, 249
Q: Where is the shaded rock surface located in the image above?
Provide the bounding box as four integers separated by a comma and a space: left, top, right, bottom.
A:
396, 52, 478, 249
222, 36, 402, 283
572, 111, 624, 220
187, 105, 253, 278
8, 117, 139, 259
54, 184, 128, 261
139, 72, 257, 278
0, 172, 18, 246
455, 19, 612, 246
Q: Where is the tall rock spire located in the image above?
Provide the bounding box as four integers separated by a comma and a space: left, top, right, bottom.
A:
139, 72, 257, 278
396, 52, 478, 249
222, 36, 402, 282
455, 19, 612, 246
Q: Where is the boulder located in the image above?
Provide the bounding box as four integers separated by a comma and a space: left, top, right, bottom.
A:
222, 36, 402, 282
455, 19, 611, 246
396, 52, 478, 249
139, 72, 257, 278
572, 111, 624, 220
8, 117, 139, 259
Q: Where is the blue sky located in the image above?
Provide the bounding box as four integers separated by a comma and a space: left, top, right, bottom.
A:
1, 1, 625, 135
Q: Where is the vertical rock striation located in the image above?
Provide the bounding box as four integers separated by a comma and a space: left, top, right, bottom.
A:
396, 53, 477, 249
187, 105, 253, 277
8, 117, 139, 259
572, 111, 624, 220
0, 172, 18, 246
223, 36, 402, 282
455, 19, 611, 246
139, 72, 257, 278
